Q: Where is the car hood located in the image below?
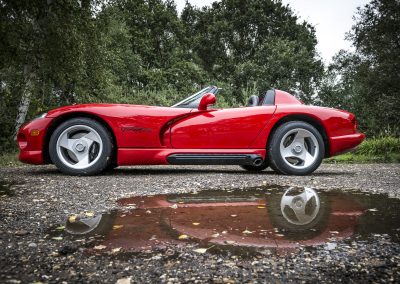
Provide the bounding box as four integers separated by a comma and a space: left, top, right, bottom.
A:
46, 103, 174, 118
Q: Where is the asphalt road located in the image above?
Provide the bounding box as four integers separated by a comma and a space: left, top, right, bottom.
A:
0, 163, 399, 283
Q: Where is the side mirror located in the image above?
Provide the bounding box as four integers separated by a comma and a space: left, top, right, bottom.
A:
198, 93, 216, 111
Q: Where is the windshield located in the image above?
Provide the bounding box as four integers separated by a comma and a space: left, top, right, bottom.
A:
171, 86, 219, 108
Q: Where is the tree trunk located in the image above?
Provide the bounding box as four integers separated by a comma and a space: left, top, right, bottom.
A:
13, 65, 33, 140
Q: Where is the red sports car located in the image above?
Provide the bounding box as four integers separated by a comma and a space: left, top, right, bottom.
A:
17, 86, 365, 175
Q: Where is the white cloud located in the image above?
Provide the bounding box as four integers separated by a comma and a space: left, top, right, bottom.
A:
281, 0, 370, 63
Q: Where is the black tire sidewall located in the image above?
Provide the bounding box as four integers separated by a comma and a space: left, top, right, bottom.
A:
49, 118, 113, 175
268, 121, 324, 175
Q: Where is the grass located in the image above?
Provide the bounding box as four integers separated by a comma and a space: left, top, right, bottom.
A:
325, 152, 400, 163
326, 136, 400, 163
0, 152, 22, 167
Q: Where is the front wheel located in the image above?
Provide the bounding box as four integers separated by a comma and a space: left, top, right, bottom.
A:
49, 117, 114, 175
268, 121, 324, 175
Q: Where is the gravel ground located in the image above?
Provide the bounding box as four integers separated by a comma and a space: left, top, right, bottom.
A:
0, 163, 399, 283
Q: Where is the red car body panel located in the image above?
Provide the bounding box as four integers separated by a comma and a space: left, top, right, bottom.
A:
170, 106, 276, 149
17, 89, 365, 166
17, 117, 53, 165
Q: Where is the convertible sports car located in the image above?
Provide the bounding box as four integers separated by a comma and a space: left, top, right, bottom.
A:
17, 86, 365, 175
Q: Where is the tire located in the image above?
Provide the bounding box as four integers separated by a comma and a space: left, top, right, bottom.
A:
65, 211, 117, 236
49, 117, 114, 175
268, 187, 330, 240
240, 161, 269, 172
105, 162, 118, 171
268, 121, 324, 175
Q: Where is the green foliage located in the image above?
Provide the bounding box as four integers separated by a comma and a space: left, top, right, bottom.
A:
0, 87, 19, 152
109, 88, 187, 107
325, 152, 400, 164
233, 38, 322, 103
318, 0, 400, 137
181, 0, 323, 102
355, 137, 400, 157
0, 151, 21, 167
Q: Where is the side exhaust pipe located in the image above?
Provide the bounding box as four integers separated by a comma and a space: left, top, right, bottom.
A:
252, 157, 264, 167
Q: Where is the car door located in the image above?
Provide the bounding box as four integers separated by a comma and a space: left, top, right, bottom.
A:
170, 106, 276, 149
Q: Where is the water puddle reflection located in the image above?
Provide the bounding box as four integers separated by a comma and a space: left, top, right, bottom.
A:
63, 186, 400, 255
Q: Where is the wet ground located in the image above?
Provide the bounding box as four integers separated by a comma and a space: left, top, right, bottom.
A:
0, 164, 399, 283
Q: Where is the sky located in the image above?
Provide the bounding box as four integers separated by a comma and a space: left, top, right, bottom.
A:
175, 0, 371, 63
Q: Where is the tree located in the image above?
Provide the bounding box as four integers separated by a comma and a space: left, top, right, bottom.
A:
0, 0, 104, 142
181, 0, 323, 103
319, 0, 400, 136
0, 0, 324, 152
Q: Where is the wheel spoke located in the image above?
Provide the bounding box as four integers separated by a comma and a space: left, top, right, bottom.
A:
281, 146, 295, 159
80, 137, 94, 148
294, 129, 309, 139
304, 152, 315, 167
290, 129, 305, 145
295, 129, 313, 147
281, 194, 295, 208
74, 151, 90, 167
59, 135, 79, 152
298, 189, 312, 203
292, 136, 305, 147
291, 205, 308, 223
297, 150, 315, 167
78, 215, 102, 228
82, 131, 100, 145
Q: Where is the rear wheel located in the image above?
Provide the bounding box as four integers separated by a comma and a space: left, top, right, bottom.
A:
268, 121, 324, 175
49, 118, 113, 175
268, 187, 330, 240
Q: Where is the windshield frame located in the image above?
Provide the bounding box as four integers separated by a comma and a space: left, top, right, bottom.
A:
171, 86, 219, 108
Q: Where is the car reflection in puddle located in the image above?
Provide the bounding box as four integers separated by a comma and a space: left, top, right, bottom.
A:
64, 186, 400, 255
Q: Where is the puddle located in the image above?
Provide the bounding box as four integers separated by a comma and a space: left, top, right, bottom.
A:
0, 180, 15, 196
62, 186, 400, 255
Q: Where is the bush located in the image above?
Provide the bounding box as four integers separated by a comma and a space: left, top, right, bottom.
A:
355, 137, 400, 156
